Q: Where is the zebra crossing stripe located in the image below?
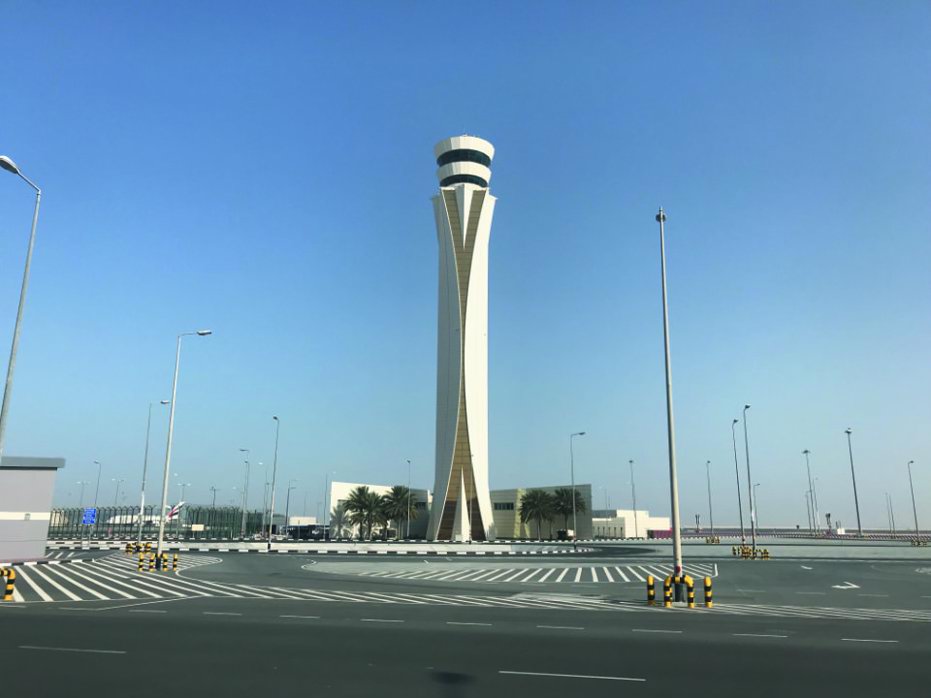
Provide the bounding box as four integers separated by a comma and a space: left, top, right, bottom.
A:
469, 569, 500, 582
43, 565, 109, 600
555, 568, 569, 583
14, 567, 54, 602
538, 569, 556, 583
613, 566, 629, 582
573, 568, 582, 583
486, 569, 515, 582
602, 567, 614, 582
591, 568, 599, 583
25, 565, 82, 601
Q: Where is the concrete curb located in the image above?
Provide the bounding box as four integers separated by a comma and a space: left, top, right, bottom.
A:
46, 542, 594, 556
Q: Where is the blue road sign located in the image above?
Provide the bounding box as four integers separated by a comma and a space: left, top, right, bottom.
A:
82, 507, 97, 525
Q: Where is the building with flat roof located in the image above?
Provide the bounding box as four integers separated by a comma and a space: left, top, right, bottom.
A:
492, 484, 593, 540
328, 481, 431, 539
591, 508, 671, 539
0, 456, 65, 562
428, 135, 497, 542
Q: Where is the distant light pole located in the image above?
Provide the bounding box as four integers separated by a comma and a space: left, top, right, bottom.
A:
77, 480, 89, 508
753, 483, 761, 531
569, 431, 586, 540
805, 490, 813, 532
886, 493, 896, 539
266, 416, 280, 546
210, 486, 220, 508
284, 478, 299, 540
803, 449, 818, 535
731, 419, 745, 543
908, 460, 920, 541
628, 460, 638, 539
742, 405, 756, 553
844, 429, 863, 537
656, 208, 683, 577
155, 329, 212, 566
175, 480, 191, 537
238, 448, 250, 538
93, 460, 102, 510
323, 470, 334, 538
406, 459, 412, 539
138, 400, 170, 545
0, 155, 41, 463
112, 478, 125, 506
706, 460, 714, 537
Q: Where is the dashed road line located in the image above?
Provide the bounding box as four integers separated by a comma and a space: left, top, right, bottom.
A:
499, 670, 645, 682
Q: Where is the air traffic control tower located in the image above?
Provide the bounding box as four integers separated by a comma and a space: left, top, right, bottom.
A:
427, 135, 497, 542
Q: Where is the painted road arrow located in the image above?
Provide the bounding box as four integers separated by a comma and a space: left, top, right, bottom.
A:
831, 581, 861, 590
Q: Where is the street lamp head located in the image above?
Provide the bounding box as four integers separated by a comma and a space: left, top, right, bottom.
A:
571, 431, 586, 437
732, 418, 738, 425
195, 329, 212, 336
845, 428, 852, 435
239, 448, 249, 453
803, 449, 810, 455
908, 460, 914, 466
160, 399, 170, 405
743, 404, 751, 411
655, 207, 666, 223
273, 416, 279, 422
0, 155, 21, 175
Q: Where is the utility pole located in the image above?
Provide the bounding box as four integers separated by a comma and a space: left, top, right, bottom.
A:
845, 429, 863, 537
706, 460, 714, 537
628, 459, 638, 539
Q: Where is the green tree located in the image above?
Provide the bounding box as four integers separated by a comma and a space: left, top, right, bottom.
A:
519, 489, 556, 540
553, 487, 587, 533
344, 486, 386, 540
328, 502, 349, 539
381, 486, 418, 540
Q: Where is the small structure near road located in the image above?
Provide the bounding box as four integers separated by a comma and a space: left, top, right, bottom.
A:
0, 456, 65, 562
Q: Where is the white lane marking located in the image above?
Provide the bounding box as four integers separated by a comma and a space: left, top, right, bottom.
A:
19, 645, 127, 654
280, 615, 320, 619
841, 638, 899, 644
590, 568, 599, 583
601, 567, 614, 583
447, 621, 492, 626
573, 568, 582, 583
627, 567, 645, 582
485, 569, 515, 582
733, 633, 787, 639
537, 625, 584, 630
71, 563, 160, 598
499, 670, 645, 683
521, 569, 542, 583
43, 565, 113, 600
857, 594, 890, 598
631, 628, 682, 634
555, 568, 569, 583
801, 565, 813, 570
796, 592, 826, 595
503, 569, 529, 583
203, 612, 242, 616
70, 596, 194, 612
360, 618, 404, 623
538, 569, 555, 583
14, 567, 53, 601
129, 609, 166, 614
613, 566, 629, 583
470, 569, 500, 582
832, 582, 861, 590
27, 565, 81, 601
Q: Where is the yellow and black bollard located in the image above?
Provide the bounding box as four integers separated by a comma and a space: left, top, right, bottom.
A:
647, 575, 655, 606
685, 575, 695, 609
3, 567, 16, 601
704, 576, 713, 608
172, 554, 179, 572
137, 553, 144, 572
160, 552, 168, 572
663, 576, 672, 608
145, 542, 152, 553
147, 553, 155, 572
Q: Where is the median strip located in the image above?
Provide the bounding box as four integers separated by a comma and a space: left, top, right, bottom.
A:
536, 625, 584, 630
360, 618, 404, 623
841, 638, 899, 644
19, 645, 126, 654
631, 628, 682, 634
733, 633, 787, 639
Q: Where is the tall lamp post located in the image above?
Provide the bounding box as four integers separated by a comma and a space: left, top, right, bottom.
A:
656, 208, 683, 578
406, 459, 413, 539
284, 478, 298, 540
112, 478, 125, 506
138, 400, 169, 545
908, 460, 920, 541
742, 405, 757, 553
802, 449, 818, 535
844, 429, 863, 537
731, 419, 745, 543
238, 448, 250, 539
77, 480, 89, 508
628, 459, 638, 539
753, 483, 761, 531
0, 156, 41, 463
93, 460, 102, 509
705, 460, 714, 538
569, 431, 586, 541
266, 416, 280, 547
154, 329, 212, 567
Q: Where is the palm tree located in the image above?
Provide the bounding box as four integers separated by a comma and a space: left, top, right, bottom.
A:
344, 486, 384, 540
382, 486, 418, 540
519, 489, 555, 540
553, 487, 586, 533
328, 502, 349, 539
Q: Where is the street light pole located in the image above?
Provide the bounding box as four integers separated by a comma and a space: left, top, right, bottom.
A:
656, 208, 683, 577
239, 449, 250, 539
0, 156, 41, 463
908, 460, 920, 541
569, 431, 586, 541
742, 405, 756, 554
284, 479, 298, 540
731, 419, 745, 543
803, 449, 818, 535
77, 481, 88, 508
805, 490, 813, 532
138, 400, 169, 545
112, 478, 125, 506
706, 460, 714, 537
266, 416, 280, 547
844, 429, 863, 537
753, 483, 761, 531
628, 459, 638, 539
154, 329, 212, 566
406, 459, 412, 539
210, 486, 219, 508
93, 460, 102, 510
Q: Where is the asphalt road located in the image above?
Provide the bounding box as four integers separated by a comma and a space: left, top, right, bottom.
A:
2, 545, 929, 697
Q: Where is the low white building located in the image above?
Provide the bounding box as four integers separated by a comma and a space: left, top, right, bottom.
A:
328, 481, 431, 539
591, 509, 671, 539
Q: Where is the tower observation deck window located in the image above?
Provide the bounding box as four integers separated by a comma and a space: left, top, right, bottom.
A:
436, 149, 492, 168
440, 174, 488, 188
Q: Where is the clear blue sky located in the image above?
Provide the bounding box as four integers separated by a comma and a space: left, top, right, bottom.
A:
1, 1, 928, 529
